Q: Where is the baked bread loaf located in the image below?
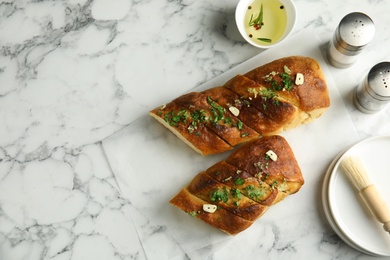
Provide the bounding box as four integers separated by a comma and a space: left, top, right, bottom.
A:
170, 135, 304, 235
150, 56, 330, 155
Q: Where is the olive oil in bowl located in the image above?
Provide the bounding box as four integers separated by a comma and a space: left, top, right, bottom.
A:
235, 0, 296, 49
244, 0, 287, 46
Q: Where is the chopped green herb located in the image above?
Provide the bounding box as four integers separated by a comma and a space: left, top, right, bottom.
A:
224, 116, 233, 124
260, 88, 280, 106
207, 96, 226, 123
234, 178, 245, 186
241, 132, 249, 137
188, 211, 197, 217
191, 109, 206, 127
237, 120, 243, 130
280, 73, 294, 90
230, 188, 242, 200
210, 187, 229, 203
257, 38, 272, 43
244, 185, 255, 190
267, 66, 295, 91
247, 187, 265, 200
164, 109, 188, 126
271, 80, 283, 91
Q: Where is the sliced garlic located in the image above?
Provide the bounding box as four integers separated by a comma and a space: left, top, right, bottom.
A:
229, 106, 240, 116
266, 150, 278, 161
295, 73, 304, 85
203, 204, 217, 213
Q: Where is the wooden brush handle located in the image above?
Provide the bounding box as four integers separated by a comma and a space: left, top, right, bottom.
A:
360, 185, 390, 233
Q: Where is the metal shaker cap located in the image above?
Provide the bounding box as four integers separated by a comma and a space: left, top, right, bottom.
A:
335, 12, 375, 54
366, 62, 390, 101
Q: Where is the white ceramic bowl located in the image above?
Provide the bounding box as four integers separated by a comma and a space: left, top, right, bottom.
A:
235, 0, 297, 49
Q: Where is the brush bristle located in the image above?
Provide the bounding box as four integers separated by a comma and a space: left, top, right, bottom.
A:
340, 156, 372, 191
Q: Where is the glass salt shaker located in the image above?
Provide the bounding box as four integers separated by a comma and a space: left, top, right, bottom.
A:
327, 12, 375, 69
354, 62, 390, 113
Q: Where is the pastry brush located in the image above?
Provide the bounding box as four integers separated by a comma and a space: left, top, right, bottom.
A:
340, 156, 390, 233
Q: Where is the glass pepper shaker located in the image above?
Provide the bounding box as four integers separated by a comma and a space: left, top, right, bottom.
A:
327, 12, 375, 69
354, 62, 390, 113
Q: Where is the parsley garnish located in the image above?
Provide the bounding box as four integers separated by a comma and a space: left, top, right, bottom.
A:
231, 188, 242, 200
210, 187, 229, 203
207, 96, 244, 131
190, 109, 206, 126
164, 109, 188, 126
248, 188, 264, 200
237, 120, 243, 130
280, 73, 294, 90
234, 178, 245, 185
260, 89, 280, 107
243, 185, 265, 200
188, 211, 197, 217
207, 96, 225, 123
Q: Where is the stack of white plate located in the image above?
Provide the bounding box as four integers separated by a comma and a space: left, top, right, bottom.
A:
322, 135, 390, 256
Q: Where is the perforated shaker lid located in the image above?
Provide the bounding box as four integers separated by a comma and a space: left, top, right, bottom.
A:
336, 12, 375, 52
367, 62, 390, 101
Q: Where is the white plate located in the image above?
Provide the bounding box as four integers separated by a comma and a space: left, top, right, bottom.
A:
328, 135, 390, 256
322, 148, 376, 256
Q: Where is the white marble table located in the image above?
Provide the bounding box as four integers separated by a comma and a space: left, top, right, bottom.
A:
1, 0, 390, 259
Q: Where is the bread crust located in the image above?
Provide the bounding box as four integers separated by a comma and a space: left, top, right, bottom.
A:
150, 56, 330, 155
169, 188, 254, 235
202, 86, 283, 135
223, 75, 299, 128
244, 56, 330, 112
173, 92, 260, 146
205, 161, 278, 206
188, 172, 268, 221
170, 135, 304, 235
149, 101, 232, 155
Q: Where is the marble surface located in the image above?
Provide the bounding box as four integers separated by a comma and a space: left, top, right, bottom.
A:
1, 0, 390, 260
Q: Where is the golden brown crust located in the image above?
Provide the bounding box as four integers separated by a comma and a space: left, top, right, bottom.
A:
149, 101, 232, 155
223, 75, 299, 128
244, 56, 330, 112
150, 56, 330, 155
226, 136, 304, 195
202, 86, 285, 135
187, 172, 268, 221
169, 188, 253, 235
170, 135, 304, 235
205, 161, 278, 206
173, 92, 259, 146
